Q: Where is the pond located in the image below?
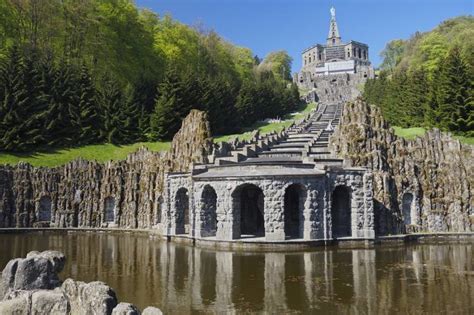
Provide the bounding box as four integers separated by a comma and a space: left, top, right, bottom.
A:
0, 231, 472, 314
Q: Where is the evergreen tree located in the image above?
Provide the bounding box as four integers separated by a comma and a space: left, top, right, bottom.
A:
43, 62, 78, 147
97, 77, 129, 144
74, 64, 101, 145
404, 68, 429, 127
437, 46, 472, 133
0, 47, 41, 151
150, 69, 195, 140
236, 81, 258, 125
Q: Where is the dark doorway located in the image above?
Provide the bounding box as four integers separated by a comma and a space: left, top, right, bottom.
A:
331, 186, 351, 238
104, 197, 115, 223
201, 185, 218, 237
38, 196, 52, 221
235, 184, 265, 237
284, 184, 306, 239
402, 193, 413, 226
175, 188, 190, 234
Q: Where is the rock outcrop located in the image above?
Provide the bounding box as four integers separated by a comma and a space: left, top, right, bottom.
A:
0, 110, 212, 229
330, 98, 474, 234
0, 251, 162, 315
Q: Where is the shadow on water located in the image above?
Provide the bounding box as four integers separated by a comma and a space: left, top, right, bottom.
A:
0, 231, 473, 314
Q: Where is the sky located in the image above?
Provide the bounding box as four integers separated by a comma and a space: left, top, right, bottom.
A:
135, 0, 473, 72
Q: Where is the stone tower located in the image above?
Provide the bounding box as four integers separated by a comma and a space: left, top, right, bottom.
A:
327, 7, 341, 47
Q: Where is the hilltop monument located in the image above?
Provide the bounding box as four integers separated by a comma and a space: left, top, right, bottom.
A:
295, 7, 374, 101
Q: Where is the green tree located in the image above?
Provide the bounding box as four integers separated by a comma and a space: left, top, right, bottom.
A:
437, 46, 472, 133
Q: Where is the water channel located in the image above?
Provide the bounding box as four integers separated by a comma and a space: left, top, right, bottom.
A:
0, 231, 472, 314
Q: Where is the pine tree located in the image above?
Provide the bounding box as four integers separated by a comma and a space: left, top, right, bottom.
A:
75, 64, 101, 145
43, 62, 78, 147
436, 47, 472, 133
0, 47, 33, 152
236, 81, 258, 125
150, 69, 189, 140
404, 68, 429, 127
98, 77, 128, 144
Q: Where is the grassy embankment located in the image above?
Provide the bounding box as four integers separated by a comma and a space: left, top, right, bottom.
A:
214, 102, 317, 142
393, 126, 474, 145
0, 102, 317, 167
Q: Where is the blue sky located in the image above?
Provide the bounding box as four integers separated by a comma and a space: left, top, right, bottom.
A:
136, 0, 473, 72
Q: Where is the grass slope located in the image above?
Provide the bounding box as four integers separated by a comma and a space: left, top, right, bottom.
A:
393, 126, 474, 145
0, 103, 316, 167
214, 102, 317, 143
0, 142, 170, 167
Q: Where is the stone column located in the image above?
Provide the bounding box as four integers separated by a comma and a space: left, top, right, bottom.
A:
304, 182, 324, 240
216, 186, 238, 240
264, 182, 285, 241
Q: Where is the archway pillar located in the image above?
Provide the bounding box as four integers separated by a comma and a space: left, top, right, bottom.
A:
264, 187, 285, 241
303, 186, 322, 240
216, 187, 238, 240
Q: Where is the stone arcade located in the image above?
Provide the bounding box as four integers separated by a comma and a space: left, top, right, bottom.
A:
161, 103, 375, 242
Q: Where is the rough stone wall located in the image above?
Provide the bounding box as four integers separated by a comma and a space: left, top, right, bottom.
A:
330, 98, 474, 234
300, 72, 369, 103
0, 110, 212, 229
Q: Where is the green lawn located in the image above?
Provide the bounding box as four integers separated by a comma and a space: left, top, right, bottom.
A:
393, 126, 474, 145
392, 126, 427, 140
0, 103, 317, 167
0, 142, 170, 167
214, 102, 317, 143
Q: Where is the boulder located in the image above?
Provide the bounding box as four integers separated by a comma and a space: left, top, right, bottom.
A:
13, 257, 57, 291
142, 306, 163, 315
31, 288, 69, 315
0, 258, 21, 299
0, 293, 29, 314
62, 278, 117, 315
112, 302, 140, 315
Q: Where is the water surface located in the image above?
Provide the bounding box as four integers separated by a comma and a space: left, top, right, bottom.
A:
0, 231, 472, 314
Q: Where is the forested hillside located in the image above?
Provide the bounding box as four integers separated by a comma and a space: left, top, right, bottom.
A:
364, 16, 473, 136
0, 0, 300, 153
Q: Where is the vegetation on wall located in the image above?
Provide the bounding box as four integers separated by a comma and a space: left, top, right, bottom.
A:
0, 0, 301, 153
364, 16, 473, 137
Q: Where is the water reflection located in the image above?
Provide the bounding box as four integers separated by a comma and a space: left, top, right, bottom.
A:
0, 232, 472, 314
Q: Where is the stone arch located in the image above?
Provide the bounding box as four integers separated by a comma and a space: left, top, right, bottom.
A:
232, 183, 265, 238
283, 183, 307, 239
402, 192, 414, 226
331, 185, 351, 238
175, 188, 190, 234
104, 197, 116, 223
200, 185, 218, 237
38, 196, 52, 222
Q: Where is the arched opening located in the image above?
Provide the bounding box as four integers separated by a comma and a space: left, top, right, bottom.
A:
284, 184, 306, 239
38, 196, 52, 221
233, 184, 265, 238
200, 185, 218, 237
331, 186, 351, 238
104, 197, 115, 223
402, 193, 413, 226
175, 188, 190, 234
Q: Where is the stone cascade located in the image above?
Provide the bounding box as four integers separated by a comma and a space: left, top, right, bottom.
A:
206, 103, 345, 168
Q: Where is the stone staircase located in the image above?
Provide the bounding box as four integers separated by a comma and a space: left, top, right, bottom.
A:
206, 102, 345, 169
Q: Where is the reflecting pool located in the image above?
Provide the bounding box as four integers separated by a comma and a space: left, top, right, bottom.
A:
0, 232, 472, 314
